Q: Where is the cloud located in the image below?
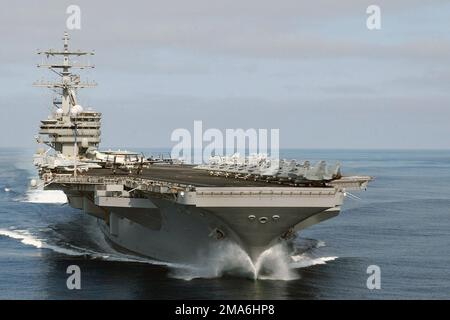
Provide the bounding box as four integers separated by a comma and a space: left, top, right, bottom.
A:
1, 0, 450, 148
1, 0, 450, 61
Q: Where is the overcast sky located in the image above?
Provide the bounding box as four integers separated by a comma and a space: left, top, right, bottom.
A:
1, 0, 449, 149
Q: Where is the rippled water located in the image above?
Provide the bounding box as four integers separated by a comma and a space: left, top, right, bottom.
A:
1, 148, 449, 299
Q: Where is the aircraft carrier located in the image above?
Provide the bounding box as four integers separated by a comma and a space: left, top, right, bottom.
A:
32, 33, 372, 264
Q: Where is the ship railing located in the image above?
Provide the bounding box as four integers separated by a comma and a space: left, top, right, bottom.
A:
50, 174, 194, 194
51, 175, 124, 185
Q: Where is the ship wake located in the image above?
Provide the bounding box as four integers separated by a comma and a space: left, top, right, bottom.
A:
0, 224, 336, 281
22, 188, 68, 204
169, 240, 337, 281
0, 227, 183, 268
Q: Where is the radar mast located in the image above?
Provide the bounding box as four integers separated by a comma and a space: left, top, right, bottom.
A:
34, 32, 101, 162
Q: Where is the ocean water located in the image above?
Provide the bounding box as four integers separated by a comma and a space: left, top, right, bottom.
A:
0, 147, 449, 299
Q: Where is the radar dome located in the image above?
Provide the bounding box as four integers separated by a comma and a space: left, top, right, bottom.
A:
81, 137, 89, 148
70, 104, 83, 115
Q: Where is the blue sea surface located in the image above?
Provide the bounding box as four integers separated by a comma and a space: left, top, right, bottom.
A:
0, 148, 449, 299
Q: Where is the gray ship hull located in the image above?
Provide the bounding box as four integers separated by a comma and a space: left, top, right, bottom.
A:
65, 188, 343, 263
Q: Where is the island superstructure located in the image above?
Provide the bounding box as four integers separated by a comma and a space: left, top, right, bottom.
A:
32, 33, 372, 263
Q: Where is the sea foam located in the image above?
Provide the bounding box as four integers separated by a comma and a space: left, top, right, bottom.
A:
23, 189, 67, 204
